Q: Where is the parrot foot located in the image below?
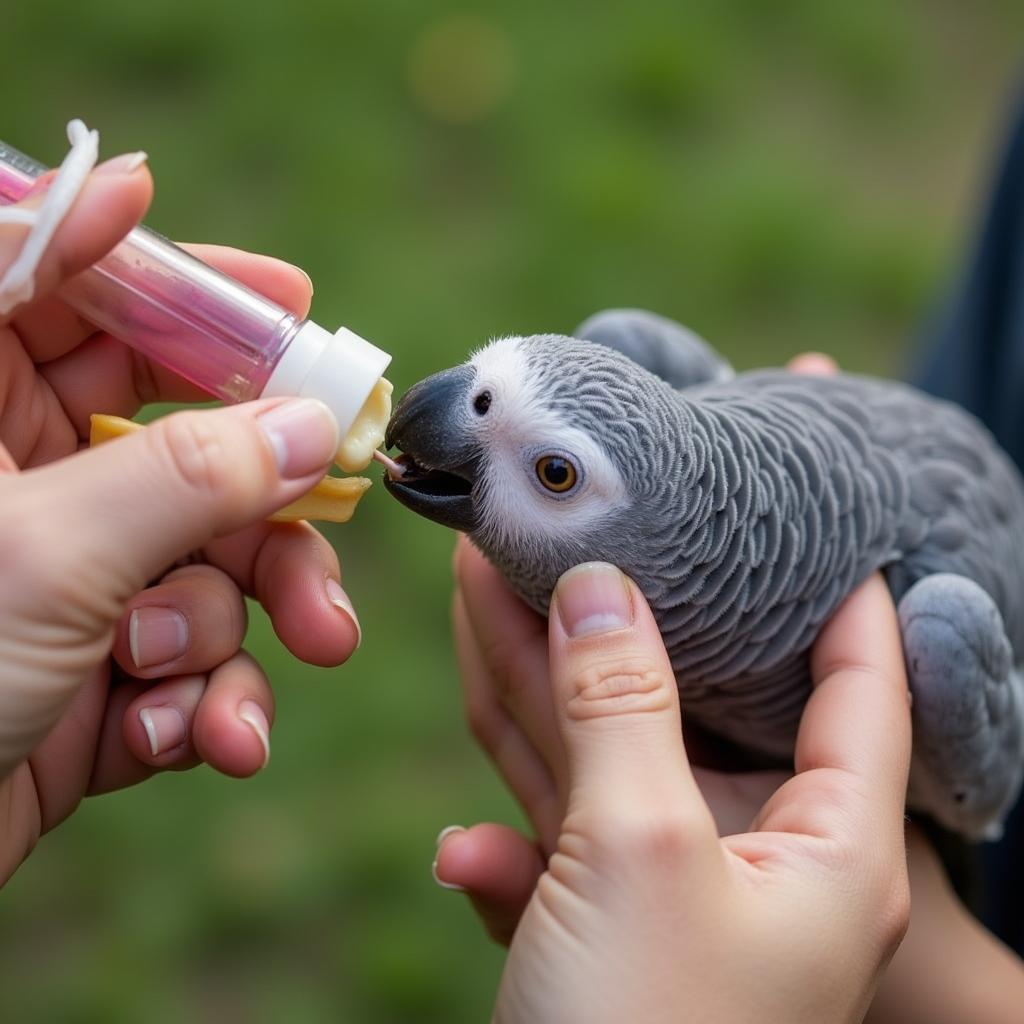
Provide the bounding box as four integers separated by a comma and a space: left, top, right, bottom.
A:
899, 573, 1024, 840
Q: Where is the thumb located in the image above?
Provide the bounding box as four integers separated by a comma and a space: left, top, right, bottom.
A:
549, 563, 717, 842
12, 397, 339, 613
0, 398, 338, 776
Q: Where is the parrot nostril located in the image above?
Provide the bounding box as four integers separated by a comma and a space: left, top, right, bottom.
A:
473, 391, 492, 415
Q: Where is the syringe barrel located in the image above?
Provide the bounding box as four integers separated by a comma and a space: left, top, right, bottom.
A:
0, 140, 299, 402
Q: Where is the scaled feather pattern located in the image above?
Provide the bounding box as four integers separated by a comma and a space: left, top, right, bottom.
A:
385, 309, 1024, 839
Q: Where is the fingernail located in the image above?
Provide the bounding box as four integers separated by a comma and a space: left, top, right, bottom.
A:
555, 562, 633, 638
96, 151, 148, 176
129, 606, 189, 668
138, 705, 187, 756
326, 578, 362, 648
257, 398, 339, 479
238, 699, 271, 769
432, 825, 467, 891
787, 352, 838, 377
436, 824, 466, 848
290, 263, 314, 297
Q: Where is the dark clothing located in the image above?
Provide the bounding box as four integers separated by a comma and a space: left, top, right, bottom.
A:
913, 87, 1024, 952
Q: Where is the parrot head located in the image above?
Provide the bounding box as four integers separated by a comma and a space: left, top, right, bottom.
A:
384, 334, 688, 612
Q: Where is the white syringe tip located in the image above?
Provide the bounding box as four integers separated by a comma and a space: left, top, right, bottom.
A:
262, 321, 391, 439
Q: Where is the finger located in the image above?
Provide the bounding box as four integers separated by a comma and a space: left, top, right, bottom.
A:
111, 564, 248, 678
82, 676, 152, 796
549, 562, 717, 844
190, 651, 273, 777
453, 588, 562, 852
757, 574, 911, 842
433, 823, 545, 946
30, 246, 315, 432
37, 332, 211, 432
455, 538, 564, 781
12, 397, 340, 613
203, 520, 360, 667
183, 244, 313, 317
0, 156, 152, 325
804, 574, 911, 820
0, 398, 337, 775
787, 352, 839, 376
121, 674, 207, 772
91, 652, 275, 790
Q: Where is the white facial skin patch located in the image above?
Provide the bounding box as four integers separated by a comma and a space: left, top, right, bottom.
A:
469, 337, 628, 550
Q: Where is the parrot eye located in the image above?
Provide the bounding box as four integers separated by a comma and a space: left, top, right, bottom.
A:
536, 455, 578, 493
473, 390, 492, 415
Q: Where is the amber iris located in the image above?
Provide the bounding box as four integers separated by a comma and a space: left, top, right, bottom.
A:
536, 455, 577, 492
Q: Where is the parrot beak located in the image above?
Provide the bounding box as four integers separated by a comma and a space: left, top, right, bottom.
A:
382, 366, 481, 533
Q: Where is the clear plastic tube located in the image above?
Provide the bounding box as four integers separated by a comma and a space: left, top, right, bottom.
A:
0, 139, 390, 432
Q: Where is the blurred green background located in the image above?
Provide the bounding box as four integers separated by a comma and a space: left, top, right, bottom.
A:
4, 2, 1024, 1021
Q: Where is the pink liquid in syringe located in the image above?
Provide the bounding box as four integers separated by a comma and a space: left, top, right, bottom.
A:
0, 148, 302, 403
0, 162, 34, 202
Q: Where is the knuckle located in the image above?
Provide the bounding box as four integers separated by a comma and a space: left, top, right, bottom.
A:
156, 412, 252, 503
463, 690, 497, 750
477, 628, 546, 709
622, 812, 694, 866
198, 565, 245, 614
874, 872, 911, 955
489, 650, 532, 705
565, 654, 674, 721
820, 834, 911, 959
173, 566, 247, 640
214, 583, 248, 638
579, 807, 698, 871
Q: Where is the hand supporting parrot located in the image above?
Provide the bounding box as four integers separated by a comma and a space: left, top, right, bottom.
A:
383, 309, 1024, 840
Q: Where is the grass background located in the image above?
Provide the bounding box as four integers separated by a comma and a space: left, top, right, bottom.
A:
3, 2, 1024, 1021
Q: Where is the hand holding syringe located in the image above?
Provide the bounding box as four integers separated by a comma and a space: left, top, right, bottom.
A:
0, 123, 379, 882
0, 120, 399, 521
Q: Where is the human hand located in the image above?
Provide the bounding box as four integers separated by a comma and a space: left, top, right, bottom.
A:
441, 543, 911, 1023
433, 348, 867, 937
782, 351, 1024, 1023
0, 154, 361, 884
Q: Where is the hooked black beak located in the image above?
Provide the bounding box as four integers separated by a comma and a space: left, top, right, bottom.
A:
383, 365, 481, 533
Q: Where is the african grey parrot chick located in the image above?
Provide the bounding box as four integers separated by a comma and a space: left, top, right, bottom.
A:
383, 310, 1024, 841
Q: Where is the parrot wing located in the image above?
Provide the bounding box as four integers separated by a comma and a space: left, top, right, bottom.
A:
573, 308, 733, 391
